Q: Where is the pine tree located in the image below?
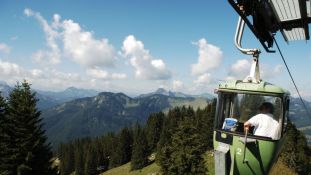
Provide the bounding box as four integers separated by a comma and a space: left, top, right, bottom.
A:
0, 93, 10, 174
1, 81, 55, 175
169, 119, 206, 175
131, 124, 149, 170
84, 144, 98, 175
156, 107, 186, 173
157, 106, 207, 175
200, 99, 216, 149
145, 112, 164, 152
74, 144, 84, 175
197, 102, 214, 149
109, 127, 133, 168
99, 133, 116, 171
93, 137, 106, 173
156, 114, 172, 173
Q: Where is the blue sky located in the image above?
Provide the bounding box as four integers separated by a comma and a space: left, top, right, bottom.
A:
0, 0, 310, 97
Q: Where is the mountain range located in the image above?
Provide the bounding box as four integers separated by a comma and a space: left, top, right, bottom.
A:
0, 81, 212, 147
36, 87, 99, 103
0, 81, 310, 147
0, 82, 99, 110
41, 89, 311, 148
138, 88, 215, 99
42, 92, 210, 147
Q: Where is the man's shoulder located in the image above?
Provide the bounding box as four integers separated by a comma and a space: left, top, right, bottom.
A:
252, 113, 266, 119
255, 113, 273, 118
248, 114, 262, 123
249, 113, 274, 122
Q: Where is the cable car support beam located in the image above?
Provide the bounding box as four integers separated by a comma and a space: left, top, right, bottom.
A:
228, 0, 276, 53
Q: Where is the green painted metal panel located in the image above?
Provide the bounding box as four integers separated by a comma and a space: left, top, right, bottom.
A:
213, 131, 285, 175
218, 80, 290, 95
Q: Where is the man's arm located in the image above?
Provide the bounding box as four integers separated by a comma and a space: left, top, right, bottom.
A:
244, 115, 259, 132
244, 121, 251, 132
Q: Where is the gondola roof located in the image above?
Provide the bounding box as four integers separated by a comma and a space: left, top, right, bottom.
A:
217, 80, 290, 95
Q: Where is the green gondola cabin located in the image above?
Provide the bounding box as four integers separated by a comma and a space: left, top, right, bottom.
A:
213, 80, 290, 175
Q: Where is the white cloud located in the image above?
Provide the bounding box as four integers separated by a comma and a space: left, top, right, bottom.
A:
87, 69, 109, 79
111, 73, 127, 80
227, 59, 251, 79
191, 38, 222, 76
172, 80, 184, 91
32, 49, 61, 65
86, 68, 127, 80
24, 8, 60, 65
52, 14, 61, 29
122, 35, 172, 80
25, 8, 116, 68
24, 8, 33, 16
61, 19, 116, 68
0, 60, 21, 76
194, 73, 212, 84
30, 69, 44, 78
190, 38, 221, 91
0, 43, 11, 54
227, 59, 283, 80
261, 64, 283, 79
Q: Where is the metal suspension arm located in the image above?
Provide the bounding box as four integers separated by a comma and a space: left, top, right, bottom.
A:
235, 17, 260, 56
235, 17, 261, 83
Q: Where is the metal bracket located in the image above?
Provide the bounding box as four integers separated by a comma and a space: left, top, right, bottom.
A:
243, 54, 261, 83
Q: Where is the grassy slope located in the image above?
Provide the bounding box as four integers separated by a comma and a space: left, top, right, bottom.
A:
163, 98, 208, 114
101, 151, 214, 175
270, 158, 296, 175
101, 151, 296, 175
100, 162, 161, 175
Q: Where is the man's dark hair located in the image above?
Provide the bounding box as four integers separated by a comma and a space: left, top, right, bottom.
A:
259, 102, 274, 114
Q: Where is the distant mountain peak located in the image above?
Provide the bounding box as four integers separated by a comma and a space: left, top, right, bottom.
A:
137, 87, 216, 100
64, 86, 95, 92
155, 88, 168, 93
65, 87, 78, 91
154, 88, 171, 96
61, 86, 98, 95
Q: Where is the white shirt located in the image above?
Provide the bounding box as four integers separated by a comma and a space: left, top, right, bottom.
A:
247, 113, 280, 140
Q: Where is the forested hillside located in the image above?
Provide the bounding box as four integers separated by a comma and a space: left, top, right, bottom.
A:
56, 101, 216, 175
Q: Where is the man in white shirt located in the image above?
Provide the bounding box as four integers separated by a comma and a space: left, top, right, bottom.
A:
244, 102, 280, 140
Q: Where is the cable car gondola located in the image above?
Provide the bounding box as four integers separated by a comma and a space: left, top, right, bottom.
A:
213, 0, 311, 174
